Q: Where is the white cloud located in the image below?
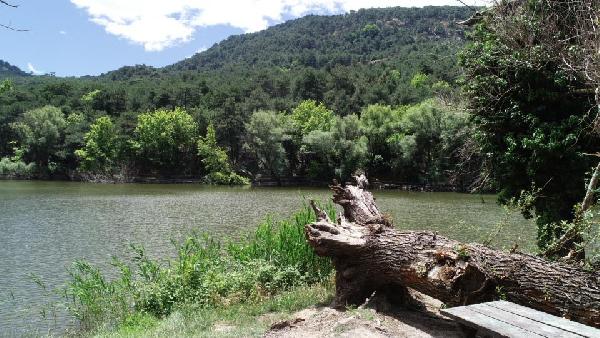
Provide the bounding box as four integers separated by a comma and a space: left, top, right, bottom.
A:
71, 0, 490, 51
59, 30, 67, 35
27, 62, 43, 75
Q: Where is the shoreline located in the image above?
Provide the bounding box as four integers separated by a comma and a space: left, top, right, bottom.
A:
0, 176, 474, 192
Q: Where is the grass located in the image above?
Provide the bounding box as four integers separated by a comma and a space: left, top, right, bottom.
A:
61, 202, 335, 336
93, 281, 334, 338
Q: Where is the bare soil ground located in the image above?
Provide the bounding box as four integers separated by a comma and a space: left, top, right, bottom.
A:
264, 289, 464, 338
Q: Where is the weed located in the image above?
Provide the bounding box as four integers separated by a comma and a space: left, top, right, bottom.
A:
62, 203, 335, 334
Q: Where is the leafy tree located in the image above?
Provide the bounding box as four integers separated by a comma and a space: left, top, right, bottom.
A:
303, 114, 368, 180
10, 105, 66, 169
92, 89, 128, 115
292, 69, 326, 102
388, 99, 468, 184
75, 116, 120, 173
362, 23, 380, 37
0, 79, 11, 94
197, 124, 249, 185
460, 3, 600, 249
290, 100, 334, 136
131, 108, 198, 174
81, 89, 102, 105
0, 157, 35, 178
359, 104, 403, 176
244, 110, 290, 178
410, 72, 430, 89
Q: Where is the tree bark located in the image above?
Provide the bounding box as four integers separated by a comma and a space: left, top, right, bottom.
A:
305, 177, 600, 327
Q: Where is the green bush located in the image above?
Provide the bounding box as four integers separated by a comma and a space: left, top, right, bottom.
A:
75, 116, 121, 174
205, 171, 250, 185
198, 124, 250, 185
64, 203, 333, 332
0, 157, 36, 178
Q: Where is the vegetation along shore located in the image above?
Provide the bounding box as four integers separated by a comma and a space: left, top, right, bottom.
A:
1, 0, 599, 336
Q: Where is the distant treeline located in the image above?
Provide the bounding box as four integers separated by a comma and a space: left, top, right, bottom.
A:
0, 6, 476, 186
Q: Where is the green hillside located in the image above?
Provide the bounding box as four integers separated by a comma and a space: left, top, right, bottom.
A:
0, 6, 476, 183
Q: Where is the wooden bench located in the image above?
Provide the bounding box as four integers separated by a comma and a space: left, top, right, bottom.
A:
440, 300, 600, 338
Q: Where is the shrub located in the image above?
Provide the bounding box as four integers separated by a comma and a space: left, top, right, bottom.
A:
63, 203, 333, 332
198, 124, 250, 185
0, 157, 36, 178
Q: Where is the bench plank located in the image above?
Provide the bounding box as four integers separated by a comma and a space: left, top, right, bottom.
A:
468, 303, 583, 338
442, 306, 546, 338
487, 301, 600, 338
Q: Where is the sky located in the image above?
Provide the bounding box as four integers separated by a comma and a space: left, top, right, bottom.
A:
1, 0, 489, 77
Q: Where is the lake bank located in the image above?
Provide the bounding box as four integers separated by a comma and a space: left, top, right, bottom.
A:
0, 181, 534, 335
1, 175, 472, 192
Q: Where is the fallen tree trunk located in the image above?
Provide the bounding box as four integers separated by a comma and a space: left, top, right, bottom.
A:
305, 176, 600, 327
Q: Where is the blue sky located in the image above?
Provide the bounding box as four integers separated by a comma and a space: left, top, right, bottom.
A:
1, 0, 488, 77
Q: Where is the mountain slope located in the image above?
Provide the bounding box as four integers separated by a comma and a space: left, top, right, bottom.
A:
100, 6, 473, 81
167, 6, 471, 73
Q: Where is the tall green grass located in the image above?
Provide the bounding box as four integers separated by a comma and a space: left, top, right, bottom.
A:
63, 202, 334, 334
228, 201, 335, 283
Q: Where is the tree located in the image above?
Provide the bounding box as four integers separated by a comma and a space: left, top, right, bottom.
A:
485, 0, 599, 120
131, 108, 198, 174
11, 105, 66, 169
0, 79, 11, 94
290, 100, 334, 136
359, 104, 402, 177
460, 1, 600, 249
197, 124, 249, 185
410, 72, 430, 89
292, 69, 326, 102
391, 99, 468, 184
303, 114, 368, 181
1, 0, 27, 31
244, 110, 290, 179
486, 0, 600, 260
305, 178, 600, 327
59, 112, 90, 170
75, 116, 120, 174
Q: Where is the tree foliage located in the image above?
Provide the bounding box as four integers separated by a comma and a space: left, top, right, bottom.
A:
0, 6, 476, 184
460, 0, 600, 249
244, 110, 290, 178
10, 105, 66, 168
0, 79, 11, 94
197, 124, 249, 185
303, 114, 369, 180
131, 108, 198, 174
75, 116, 120, 173
290, 100, 334, 136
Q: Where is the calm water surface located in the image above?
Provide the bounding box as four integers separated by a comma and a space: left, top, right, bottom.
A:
0, 181, 535, 335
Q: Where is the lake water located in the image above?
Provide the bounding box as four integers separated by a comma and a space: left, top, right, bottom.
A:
0, 181, 535, 335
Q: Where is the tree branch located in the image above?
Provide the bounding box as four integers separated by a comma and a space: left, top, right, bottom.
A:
0, 0, 17, 8
0, 22, 27, 31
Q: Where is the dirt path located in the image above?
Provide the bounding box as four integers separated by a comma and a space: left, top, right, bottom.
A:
265, 290, 464, 338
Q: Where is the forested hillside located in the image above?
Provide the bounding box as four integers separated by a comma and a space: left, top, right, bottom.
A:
167, 6, 468, 73
0, 6, 475, 185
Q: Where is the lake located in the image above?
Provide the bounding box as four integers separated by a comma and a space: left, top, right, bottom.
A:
0, 181, 535, 335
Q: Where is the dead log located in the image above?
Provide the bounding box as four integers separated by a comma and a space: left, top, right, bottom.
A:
305, 177, 600, 327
